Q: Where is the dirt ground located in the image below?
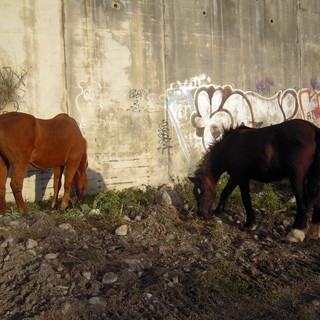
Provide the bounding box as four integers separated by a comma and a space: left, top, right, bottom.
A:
0, 192, 320, 320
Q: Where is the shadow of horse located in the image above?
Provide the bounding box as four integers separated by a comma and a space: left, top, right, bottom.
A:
18, 167, 106, 204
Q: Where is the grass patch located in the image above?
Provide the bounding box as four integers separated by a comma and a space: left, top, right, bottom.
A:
195, 261, 260, 302
215, 175, 294, 213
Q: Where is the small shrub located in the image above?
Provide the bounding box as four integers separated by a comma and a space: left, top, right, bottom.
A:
252, 183, 285, 212
172, 176, 196, 207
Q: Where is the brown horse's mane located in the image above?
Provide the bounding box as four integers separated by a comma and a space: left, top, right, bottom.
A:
194, 124, 251, 177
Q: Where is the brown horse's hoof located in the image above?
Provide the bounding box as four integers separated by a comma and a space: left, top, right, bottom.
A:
286, 229, 305, 242
308, 223, 320, 239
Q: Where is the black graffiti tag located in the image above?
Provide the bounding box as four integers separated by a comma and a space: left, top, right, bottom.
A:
157, 120, 172, 153
128, 89, 150, 112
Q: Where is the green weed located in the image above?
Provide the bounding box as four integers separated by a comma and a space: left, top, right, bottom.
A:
195, 261, 259, 302
215, 175, 293, 213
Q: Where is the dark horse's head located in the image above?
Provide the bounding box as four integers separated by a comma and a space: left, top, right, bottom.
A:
189, 125, 251, 219
189, 171, 216, 220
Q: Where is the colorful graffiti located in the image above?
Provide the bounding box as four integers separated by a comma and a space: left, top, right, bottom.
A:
166, 75, 320, 159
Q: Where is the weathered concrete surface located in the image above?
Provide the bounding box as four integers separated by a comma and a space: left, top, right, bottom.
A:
0, 0, 320, 202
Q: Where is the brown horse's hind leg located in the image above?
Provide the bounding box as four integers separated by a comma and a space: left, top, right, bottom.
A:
51, 166, 64, 208
10, 164, 28, 213
0, 157, 9, 213
60, 164, 79, 209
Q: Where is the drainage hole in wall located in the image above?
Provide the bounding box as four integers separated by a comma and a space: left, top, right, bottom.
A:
270, 19, 274, 23
112, 2, 121, 10
203, 11, 207, 16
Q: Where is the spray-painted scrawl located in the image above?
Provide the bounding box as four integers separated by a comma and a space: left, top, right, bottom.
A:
166, 75, 320, 159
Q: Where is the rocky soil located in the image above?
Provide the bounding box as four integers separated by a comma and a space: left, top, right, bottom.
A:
0, 186, 320, 320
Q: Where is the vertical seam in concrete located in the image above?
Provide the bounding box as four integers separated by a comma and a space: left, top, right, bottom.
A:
297, 0, 302, 90
161, 0, 171, 181
61, 0, 69, 114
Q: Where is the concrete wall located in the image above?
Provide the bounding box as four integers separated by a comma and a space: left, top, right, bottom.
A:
0, 0, 320, 202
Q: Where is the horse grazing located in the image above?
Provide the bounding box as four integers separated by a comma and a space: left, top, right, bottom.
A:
0, 112, 88, 213
189, 119, 320, 242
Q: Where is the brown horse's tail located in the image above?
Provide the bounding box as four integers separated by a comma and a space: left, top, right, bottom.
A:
304, 129, 320, 210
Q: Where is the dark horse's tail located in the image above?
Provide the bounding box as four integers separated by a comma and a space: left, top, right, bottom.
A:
304, 129, 320, 210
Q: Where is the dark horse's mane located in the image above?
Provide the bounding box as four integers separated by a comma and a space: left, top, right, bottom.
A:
194, 124, 251, 177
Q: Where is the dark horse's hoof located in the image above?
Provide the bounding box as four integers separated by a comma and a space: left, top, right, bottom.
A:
198, 214, 213, 221
213, 208, 224, 215
242, 223, 257, 231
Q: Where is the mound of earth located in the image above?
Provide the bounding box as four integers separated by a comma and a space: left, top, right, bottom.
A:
0, 201, 319, 320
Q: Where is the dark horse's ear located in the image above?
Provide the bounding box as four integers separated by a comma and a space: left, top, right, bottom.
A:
188, 176, 201, 184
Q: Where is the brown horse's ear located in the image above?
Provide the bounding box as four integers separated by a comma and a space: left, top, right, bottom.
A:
188, 176, 201, 184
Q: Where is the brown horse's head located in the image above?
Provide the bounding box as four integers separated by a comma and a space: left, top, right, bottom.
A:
189, 174, 216, 220
74, 154, 88, 200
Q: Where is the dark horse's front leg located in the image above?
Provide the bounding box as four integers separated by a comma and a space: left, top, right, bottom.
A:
239, 180, 257, 230
214, 177, 237, 214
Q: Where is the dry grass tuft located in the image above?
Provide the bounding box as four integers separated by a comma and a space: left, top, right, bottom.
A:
0, 66, 27, 111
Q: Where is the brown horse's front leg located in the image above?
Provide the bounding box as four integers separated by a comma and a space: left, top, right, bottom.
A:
52, 166, 64, 208
10, 165, 28, 213
239, 181, 257, 230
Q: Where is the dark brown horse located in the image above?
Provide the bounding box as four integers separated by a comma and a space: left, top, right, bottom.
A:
189, 119, 320, 242
0, 112, 88, 213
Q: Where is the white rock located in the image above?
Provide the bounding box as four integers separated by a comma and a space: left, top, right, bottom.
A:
124, 258, 141, 266
27, 250, 36, 256
26, 238, 38, 249
102, 272, 118, 284
88, 296, 102, 305
45, 253, 58, 260
115, 224, 128, 236
82, 272, 91, 280
9, 220, 20, 227
58, 223, 73, 230
1, 236, 14, 248
88, 209, 102, 216
61, 302, 71, 315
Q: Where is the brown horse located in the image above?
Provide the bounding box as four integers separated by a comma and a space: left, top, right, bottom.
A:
0, 112, 88, 213
189, 119, 320, 242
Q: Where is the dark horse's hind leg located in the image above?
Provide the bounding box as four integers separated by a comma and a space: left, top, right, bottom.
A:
239, 180, 257, 230
286, 175, 308, 242
214, 177, 237, 214
308, 202, 320, 239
